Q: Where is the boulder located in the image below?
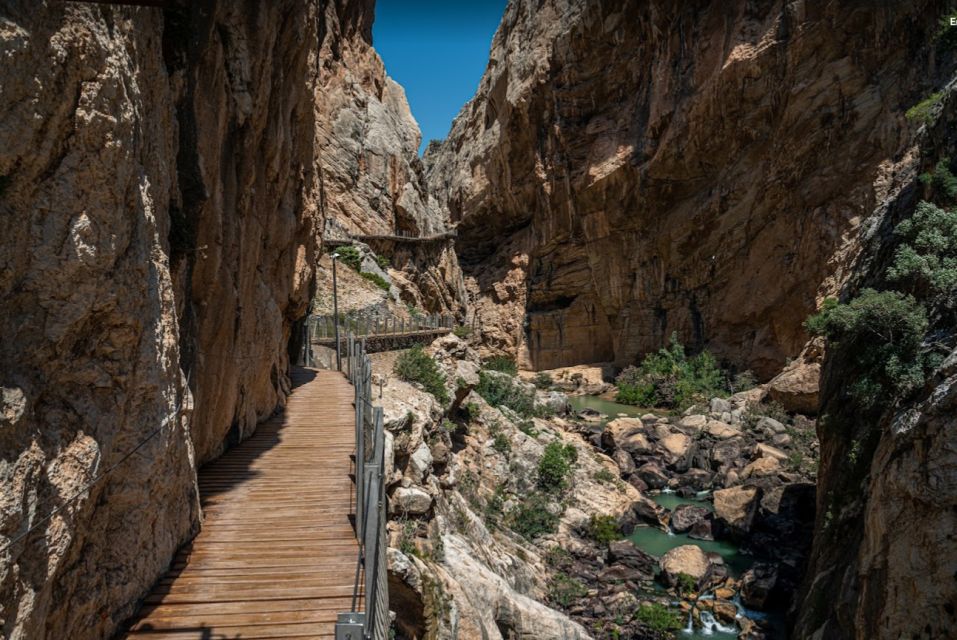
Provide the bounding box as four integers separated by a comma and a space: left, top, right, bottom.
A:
635, 462, 669, 489
679, 414, 708, 430
627, 474, 649, 492
756, 416, 786, 434
771, 433, 792, 448
608, 539, 657, 575
688, 518, 715, 541
741, 456, 780, 479
706, 420, 742, 439
659, 545, 714, 588
670, 504, 710, 533
391, 486, 433, 515
755, 443, 788, 461
633, 494, 667, 526
407, 442, 433, 483
602, 417, 648, 452
659, 432, 692, 458
711, 437, 747, 468
740, 563, 779, 610
713, 485, 761, 533
612, 449, 635, 475
768, 362, 820, 414
675, 468, 713, 489
729, 386, 767, 408
536, 390, 570, 415
709, 398, 732, 414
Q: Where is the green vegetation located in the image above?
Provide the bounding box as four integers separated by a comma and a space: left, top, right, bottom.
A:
492, 432, 511, 454
508, 493, 559, 540
919, 158, 957, 202
537, 441, 578, 492
441, 418, 458, 433
333, 244, 363, 271
585, 514, 622, 545
592, 468, 616, 483
394, 346, 450, 404
615, 333, 726, 410
483, 355, 518, 375
375, 254, 390, 270
905, 92, 944, 125
731, 370, 758, 393
675, 573, 697, 595
476, 370, 538, 418
887, 200, 957, 309
548, 573, 588, 608
452, 325, 471, 339
805, 290, 928, 410
360, 271, 390, 291
634, 603, 683, 632
533, 372, 554, 389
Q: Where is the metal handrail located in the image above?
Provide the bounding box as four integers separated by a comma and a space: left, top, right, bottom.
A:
298, 327, 388, 640
309, 312, 454, 341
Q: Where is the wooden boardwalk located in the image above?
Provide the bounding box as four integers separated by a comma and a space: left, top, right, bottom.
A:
123, 368, 359, 639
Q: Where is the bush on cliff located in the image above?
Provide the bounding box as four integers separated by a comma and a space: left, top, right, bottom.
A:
805, 289, 928, 409
887, 200, 957, 310
394, 346, 449, 405
475, 370, 537, 418
615, 333, 726, 410
537, 441, 577, 492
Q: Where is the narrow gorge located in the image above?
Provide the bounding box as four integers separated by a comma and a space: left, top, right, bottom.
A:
0, 1, 954, 640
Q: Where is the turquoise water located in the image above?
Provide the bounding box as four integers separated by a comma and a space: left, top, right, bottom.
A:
567, 395, 645, 424
651, 491, 713, 513
627, 526, 751, 577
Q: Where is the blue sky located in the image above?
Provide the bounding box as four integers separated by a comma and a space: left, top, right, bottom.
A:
372, 0, 508, 154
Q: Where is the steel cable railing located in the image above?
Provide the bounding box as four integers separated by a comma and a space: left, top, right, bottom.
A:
309, 312, 453, 342
297, 324, 388, 640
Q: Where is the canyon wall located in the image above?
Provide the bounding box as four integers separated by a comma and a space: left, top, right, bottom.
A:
794, 86, 957, 639
429, 0, 946, 376
314, 7, 466, 314
0, 1, 375, 637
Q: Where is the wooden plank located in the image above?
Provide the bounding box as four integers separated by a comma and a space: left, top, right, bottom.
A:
121, 368, 361, 638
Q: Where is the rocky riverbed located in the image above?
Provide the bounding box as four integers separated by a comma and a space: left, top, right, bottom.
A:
375, 335, 817, 639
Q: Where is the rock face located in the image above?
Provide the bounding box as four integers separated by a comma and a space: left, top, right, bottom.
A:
428, 0, 944, 375
794, 91, 957, 639
0, 2, 400, 638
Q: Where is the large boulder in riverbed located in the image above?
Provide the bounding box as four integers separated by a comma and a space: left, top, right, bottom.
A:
612, 449, 635, 475
688, 517, 714, 541
768, 361, 820, 415
633, 494, 667, 527
659, 432, 692, 459
670, 504, 710, 533
659, 545, 715, 588
602, 417, 653, 454
711, 437, 747, 468
713, 485, 761, 534
636, 462, 669, 489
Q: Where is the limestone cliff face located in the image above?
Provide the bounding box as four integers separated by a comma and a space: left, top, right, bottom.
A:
429, 0, 945, 376
314, 8, 465, 314
0, 1, 366, 638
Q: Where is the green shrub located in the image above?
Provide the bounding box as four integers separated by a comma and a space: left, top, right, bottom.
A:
452, 325, 471, 338
537, 441, 578, 492
492, 433, 511, 454
441, 418, 458, 433
675, 572, 697, 595
805, 289, 929, 409
919, 158, 957, 202
731, 370, 758, 393
586, 514, 622, 545
548, 572, 588, 608
375, 254, 390, 270
484, 356, 518, 375
887, 200, 957, 309
533, 372, 554, 389
634, 603, 683, 632
615, 333, 727, 410
906, 92, 943, 125
360, 271, 390, 291
334, 244, 363, 271
395, 346, 450, 404
509, 494, 559, 540
476, 371, 538, 418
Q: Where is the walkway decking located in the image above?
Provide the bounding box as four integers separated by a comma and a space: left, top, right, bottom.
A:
123, 368, 359, 640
